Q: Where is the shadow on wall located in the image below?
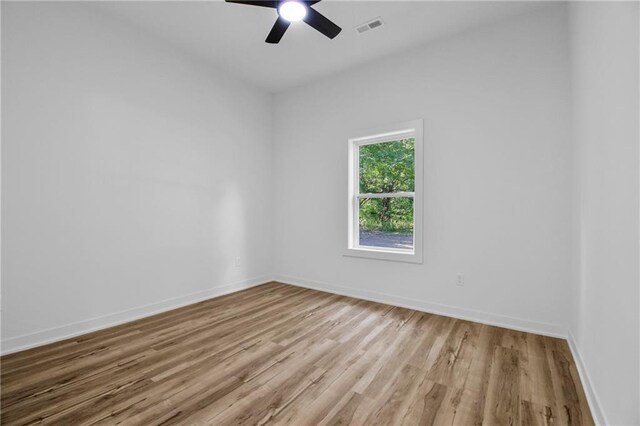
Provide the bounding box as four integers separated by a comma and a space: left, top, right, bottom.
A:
214, 183, 249, 286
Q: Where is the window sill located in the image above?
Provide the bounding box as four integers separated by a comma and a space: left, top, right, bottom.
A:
343, 246, 423, 264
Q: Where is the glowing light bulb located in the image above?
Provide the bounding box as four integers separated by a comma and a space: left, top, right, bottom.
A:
278, 1, 306, 22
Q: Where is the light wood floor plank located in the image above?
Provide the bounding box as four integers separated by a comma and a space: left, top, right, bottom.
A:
1, 282, 594, 425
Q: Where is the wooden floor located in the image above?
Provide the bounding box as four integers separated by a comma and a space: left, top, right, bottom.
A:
1, 282, 594, 425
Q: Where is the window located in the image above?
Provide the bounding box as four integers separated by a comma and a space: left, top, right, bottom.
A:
346, 120, 423, 263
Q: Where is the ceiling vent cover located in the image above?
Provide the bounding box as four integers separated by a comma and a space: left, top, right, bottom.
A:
355, 17, 384, 34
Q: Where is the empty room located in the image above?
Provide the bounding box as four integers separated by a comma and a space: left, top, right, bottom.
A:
1, 1, 638, 425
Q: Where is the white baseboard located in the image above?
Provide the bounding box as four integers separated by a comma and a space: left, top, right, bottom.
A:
567, 331, 607, 426
0, 275, 273, 356
274, 274, 567, 338
2, 273, 567, 353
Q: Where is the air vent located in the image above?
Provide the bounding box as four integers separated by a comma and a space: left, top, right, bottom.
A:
354, 17, 384, 35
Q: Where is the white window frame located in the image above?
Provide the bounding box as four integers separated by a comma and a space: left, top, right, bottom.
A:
345, 119, 423, 264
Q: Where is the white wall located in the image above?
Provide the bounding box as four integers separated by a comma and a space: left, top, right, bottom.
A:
1, 3, 274, 353
273, 5, 573, 336
569, 2, 640, 425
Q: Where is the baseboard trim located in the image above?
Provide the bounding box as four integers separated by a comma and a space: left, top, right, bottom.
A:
567, 331, 607, 426
2, 274, 568, 354
274, 275, 567, 338
0, 275, 273, 356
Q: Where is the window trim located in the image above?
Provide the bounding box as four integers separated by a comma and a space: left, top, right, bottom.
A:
345, 119, 424, 264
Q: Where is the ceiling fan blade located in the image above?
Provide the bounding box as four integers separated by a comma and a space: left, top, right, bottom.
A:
303, 7, 341, 39
303, 1, 322, 5
265, 17, 291, 44
225, 0, 277, 8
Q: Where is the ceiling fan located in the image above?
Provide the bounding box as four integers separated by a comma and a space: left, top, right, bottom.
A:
226, 0, 342, 44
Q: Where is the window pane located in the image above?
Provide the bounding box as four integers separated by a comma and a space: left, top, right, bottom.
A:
359, 138, 415, 194
359, 197, 414, 250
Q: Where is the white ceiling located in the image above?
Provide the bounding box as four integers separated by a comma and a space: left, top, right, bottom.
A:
93, 1, 547, 93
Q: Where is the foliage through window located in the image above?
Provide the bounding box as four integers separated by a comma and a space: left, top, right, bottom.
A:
358, 138, 415, 251
347, 120, 423, 262
354, 137, 416, 253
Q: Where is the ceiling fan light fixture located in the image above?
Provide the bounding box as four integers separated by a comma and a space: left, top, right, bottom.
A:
226, 0, 341, 43
278, 1, 307, 22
